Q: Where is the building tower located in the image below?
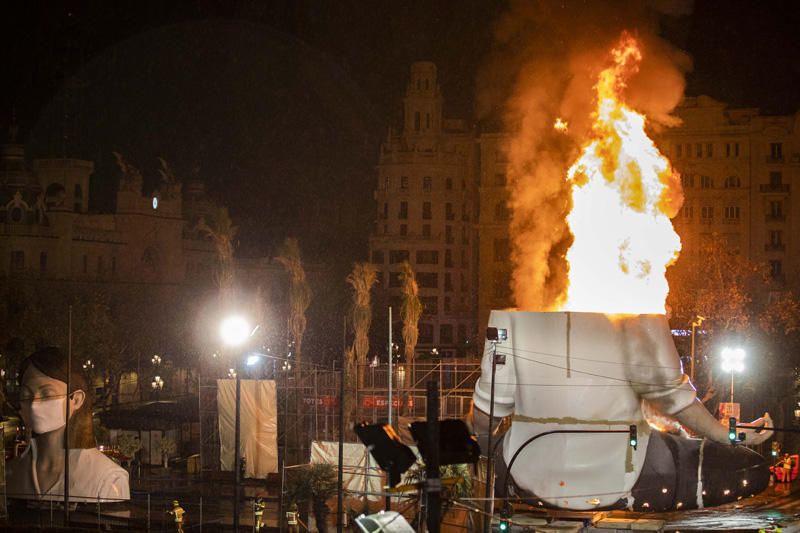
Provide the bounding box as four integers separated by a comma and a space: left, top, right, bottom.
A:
369, 62, 478, 358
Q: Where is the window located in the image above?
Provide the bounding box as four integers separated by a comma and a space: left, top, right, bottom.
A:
400, 176, 409, 190
705, 143, 713, 157
770, 142, 783, 160
458, 324, 467, 343
419, 323, 434, 344
461, 249, 468, 267
494, 173, 507, 186
416, 250, 438, 264
724, 176, 740, 188
389, 250, 409, 264
695, 143, 702, 158
440, 324, 454, 344
445, 225, 453, 244
421, 297, 438, 315
769, 260, 783, 278
417, 272, 438, 288
494, 238, 510, 262
375, 271, 383, 287
382, 203, 388, 219
492, 269, 511, 299
389, 272, 403, 288
422, 224, 431, 237
10, 250, 24, 271
685, 143, 692, 158
734, 143, 740, 157
423, 176, 432, 192
770, 172, 783, 187
414, 112, 420, 131
681, 174, 694, 189
446, 203, 455, 221
461, 203, 469, 222
724, 206, 740, 220
675, 144, 683, 158
400, 224, 407, 236
423, 202, 432, 219
494, 202, 510, 221
399, 202, 408, 219
445, 178, 453, 190
681, 205, 694, 219
770, 230, 784, 245
82, 254, 88, 273
445, 272, 453, 291
726, 143, 730, 158
701, 206, 714, 221
9, 206, 23, 223
700, 175, 713, 189
769, 201, 783, 218
372, 250, 385, 264
39, 252, 47, 272
461, 227, 468, 245
445, 249, 453, 268
444, 296, 451, 313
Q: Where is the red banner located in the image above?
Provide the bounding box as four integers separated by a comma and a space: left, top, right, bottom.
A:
303, 395, 338, 407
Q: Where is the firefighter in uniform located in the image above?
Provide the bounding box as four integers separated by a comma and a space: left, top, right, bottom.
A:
254, 497, 266, 532
167, 500, 186, 533
286, 502, 299, 532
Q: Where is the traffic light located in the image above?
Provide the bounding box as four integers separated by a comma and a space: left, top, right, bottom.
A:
772, 441, 781, 457
728, 417, 737, 444
629, 424, 638, 450
498, 518, 510, 531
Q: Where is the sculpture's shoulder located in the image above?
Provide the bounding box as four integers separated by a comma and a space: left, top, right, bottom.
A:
6, 448, 33, 497
73, 449, 130, 501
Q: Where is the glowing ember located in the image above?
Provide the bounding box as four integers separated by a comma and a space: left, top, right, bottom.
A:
562, 33, 682, 314
554, 117, 569, 132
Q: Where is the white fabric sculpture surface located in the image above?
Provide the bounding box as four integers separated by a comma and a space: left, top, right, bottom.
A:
473, 311, 696, 510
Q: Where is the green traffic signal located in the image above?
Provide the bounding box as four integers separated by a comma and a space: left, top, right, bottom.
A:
498, 519, 509, 531
629, 424, 638, 450
728, 417, 737, 443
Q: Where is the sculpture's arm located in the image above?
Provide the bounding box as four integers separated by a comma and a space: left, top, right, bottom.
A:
673, 400, 773, 445
469, 402, 512, 442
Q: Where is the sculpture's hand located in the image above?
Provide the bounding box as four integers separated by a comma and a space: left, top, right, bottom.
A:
739, 412, 773, 445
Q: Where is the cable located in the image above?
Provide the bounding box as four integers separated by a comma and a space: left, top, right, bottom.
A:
482, 342, 685, 371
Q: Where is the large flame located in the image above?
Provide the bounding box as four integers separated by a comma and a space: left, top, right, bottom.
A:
562, 34, 683, 315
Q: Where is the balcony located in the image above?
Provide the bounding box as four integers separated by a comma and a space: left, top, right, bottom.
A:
765, 243, 786, 252
766, 214, 786, 222
765, 155, 785, 164
760, 183, 790, 193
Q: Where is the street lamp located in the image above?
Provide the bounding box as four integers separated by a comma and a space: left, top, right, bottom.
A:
152, 354, 162, 366
720, 346, 745, 404
151, 375, 164, 392
220, 314, 252, 532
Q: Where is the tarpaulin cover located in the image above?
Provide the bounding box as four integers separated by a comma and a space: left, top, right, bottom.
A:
218, 379, 278, 477
310, 441, 423, 501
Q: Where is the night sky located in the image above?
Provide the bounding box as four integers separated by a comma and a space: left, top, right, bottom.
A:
1, 0, 799, 265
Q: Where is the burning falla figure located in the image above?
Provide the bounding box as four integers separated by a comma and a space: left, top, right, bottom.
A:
473, 312, 772, 512
474, 35, 772, 512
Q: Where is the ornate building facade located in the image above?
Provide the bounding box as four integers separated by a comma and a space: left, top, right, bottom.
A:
370, 67, 800, 354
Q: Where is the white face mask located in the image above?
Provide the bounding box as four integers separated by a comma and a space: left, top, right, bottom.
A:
21, 397, 66, 434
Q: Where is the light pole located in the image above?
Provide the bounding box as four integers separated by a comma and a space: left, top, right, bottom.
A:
220, 315, 252, 532
721, 346, 745, 404
690, 316, 705, 382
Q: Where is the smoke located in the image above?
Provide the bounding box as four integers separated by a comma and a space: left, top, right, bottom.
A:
478, 0, 692, 311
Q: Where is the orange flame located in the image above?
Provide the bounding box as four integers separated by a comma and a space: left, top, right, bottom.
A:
562, 33, 683, 315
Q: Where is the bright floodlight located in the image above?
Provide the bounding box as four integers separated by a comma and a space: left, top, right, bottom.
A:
721, 347, 745, 373
246, 354, 262, 367
220, 316, 251, 346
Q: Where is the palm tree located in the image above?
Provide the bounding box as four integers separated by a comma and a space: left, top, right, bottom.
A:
276, 238, 312, 366
196, 206, 237, 306
346, 262, 378, 388
400, 261, 423, 412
